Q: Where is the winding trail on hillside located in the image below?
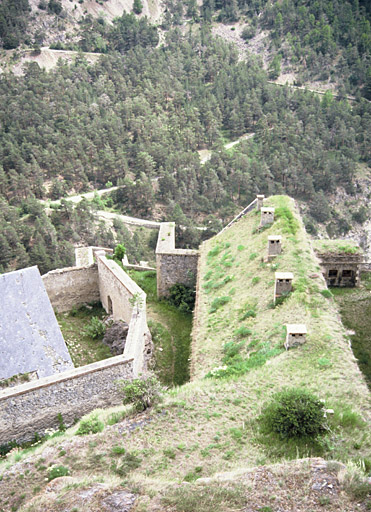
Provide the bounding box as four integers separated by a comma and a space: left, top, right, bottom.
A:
41, 186, 120, 206
198, 132, 255, 164
97, 210, 160, 229
41, 133, 255, 229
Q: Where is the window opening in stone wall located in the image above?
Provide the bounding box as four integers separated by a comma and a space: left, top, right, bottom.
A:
328, 269, 338, 277
342, 270, 353, 278
107, 295, 113, 315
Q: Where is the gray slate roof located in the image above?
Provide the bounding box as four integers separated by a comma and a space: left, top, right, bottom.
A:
0, 266, 74, 380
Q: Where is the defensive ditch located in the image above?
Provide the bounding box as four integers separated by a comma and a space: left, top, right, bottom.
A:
332, 272, 371, 390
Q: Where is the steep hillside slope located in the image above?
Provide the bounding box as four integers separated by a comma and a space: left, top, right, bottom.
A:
0, 196, 370, 511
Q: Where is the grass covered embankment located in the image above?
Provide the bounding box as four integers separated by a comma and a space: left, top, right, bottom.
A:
0, 196, 370, 512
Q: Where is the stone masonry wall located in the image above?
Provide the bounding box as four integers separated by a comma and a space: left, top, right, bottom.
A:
42, 265, 100, 312
96, 253, 150, 376
0, 356, 133, 445
156, 222, 199, 297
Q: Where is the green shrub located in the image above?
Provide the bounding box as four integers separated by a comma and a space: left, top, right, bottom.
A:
118, 375, 163, 412
275, 206, 299, 235
83, 316, 106, 339
111, 451, 142, 476
317, 357, 332, 369
76, 413, 104, 435
167, 283, 195, 313
46, 465, 70, 481
223, 341, 245, 361
184, 466, 203, 482
234, 326, 252, 338
269, 291, 291, 308
113, 243, 126, 261
252, 276, 260, 285
240, 308, 256, 320
321, 289, 333, 299
133, 0, 143, 14
209, 296, 231, 313
259, 388, 327, 439
208, 245, 222, 258
48, 0, 62, 14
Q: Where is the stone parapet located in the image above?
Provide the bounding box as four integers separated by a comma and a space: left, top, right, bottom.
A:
42, 265, 100, 313
96, 253, 151, 376
156, 223, 199, 297
0, 355, 133, 445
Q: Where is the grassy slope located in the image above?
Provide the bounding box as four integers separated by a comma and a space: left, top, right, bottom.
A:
0, 196, 370, 511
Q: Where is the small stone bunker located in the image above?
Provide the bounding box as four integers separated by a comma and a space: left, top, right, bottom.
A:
274, 271, 293, 299
0, 249, 151, 445
313, 240, 364, 288
156, 222, 199, 298
260, 207, 275, 227
0, 267, 73, 382
267, 235, 282, 259
284, 324, 307, 350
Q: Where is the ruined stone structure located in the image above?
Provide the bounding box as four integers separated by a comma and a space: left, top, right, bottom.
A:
316, 252, 364, 287
96, 251, 152, 376
267, 235, 282, 259
274, 272, 293, 299
1, 249, 151, 444
0, 267, 73, 381
260, 207, 275, 227
156, 222, 199, 298
284, 324, 307, 350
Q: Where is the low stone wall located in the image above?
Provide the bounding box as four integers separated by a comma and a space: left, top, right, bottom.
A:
96, 253, 151, 376
42, 265, 100, 312
156, 222, 199, 297
216, 197, 258, 236
0, 356, 133, 445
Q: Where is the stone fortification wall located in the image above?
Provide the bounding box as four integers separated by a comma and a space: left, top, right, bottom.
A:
42, 265, 100, 313
156, 222, 199, 297
216, 197, 258, 236
0, 356, 133, 445
96, 253, 150, 376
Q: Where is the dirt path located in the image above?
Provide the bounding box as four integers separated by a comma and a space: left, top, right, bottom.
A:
198, 132, 255, 164
41, 186, 120, 206
97, 210, 160, 229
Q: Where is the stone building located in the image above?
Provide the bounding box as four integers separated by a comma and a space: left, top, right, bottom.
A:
313, 241, 364, 287
0, 267, 73, 382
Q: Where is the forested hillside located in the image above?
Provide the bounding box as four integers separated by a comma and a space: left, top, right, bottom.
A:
0, 2, 370, 274
169, 0, 371, 98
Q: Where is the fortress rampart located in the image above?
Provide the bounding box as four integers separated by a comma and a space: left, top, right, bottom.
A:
0, 355, 133, 444
1, 249, 150, 445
